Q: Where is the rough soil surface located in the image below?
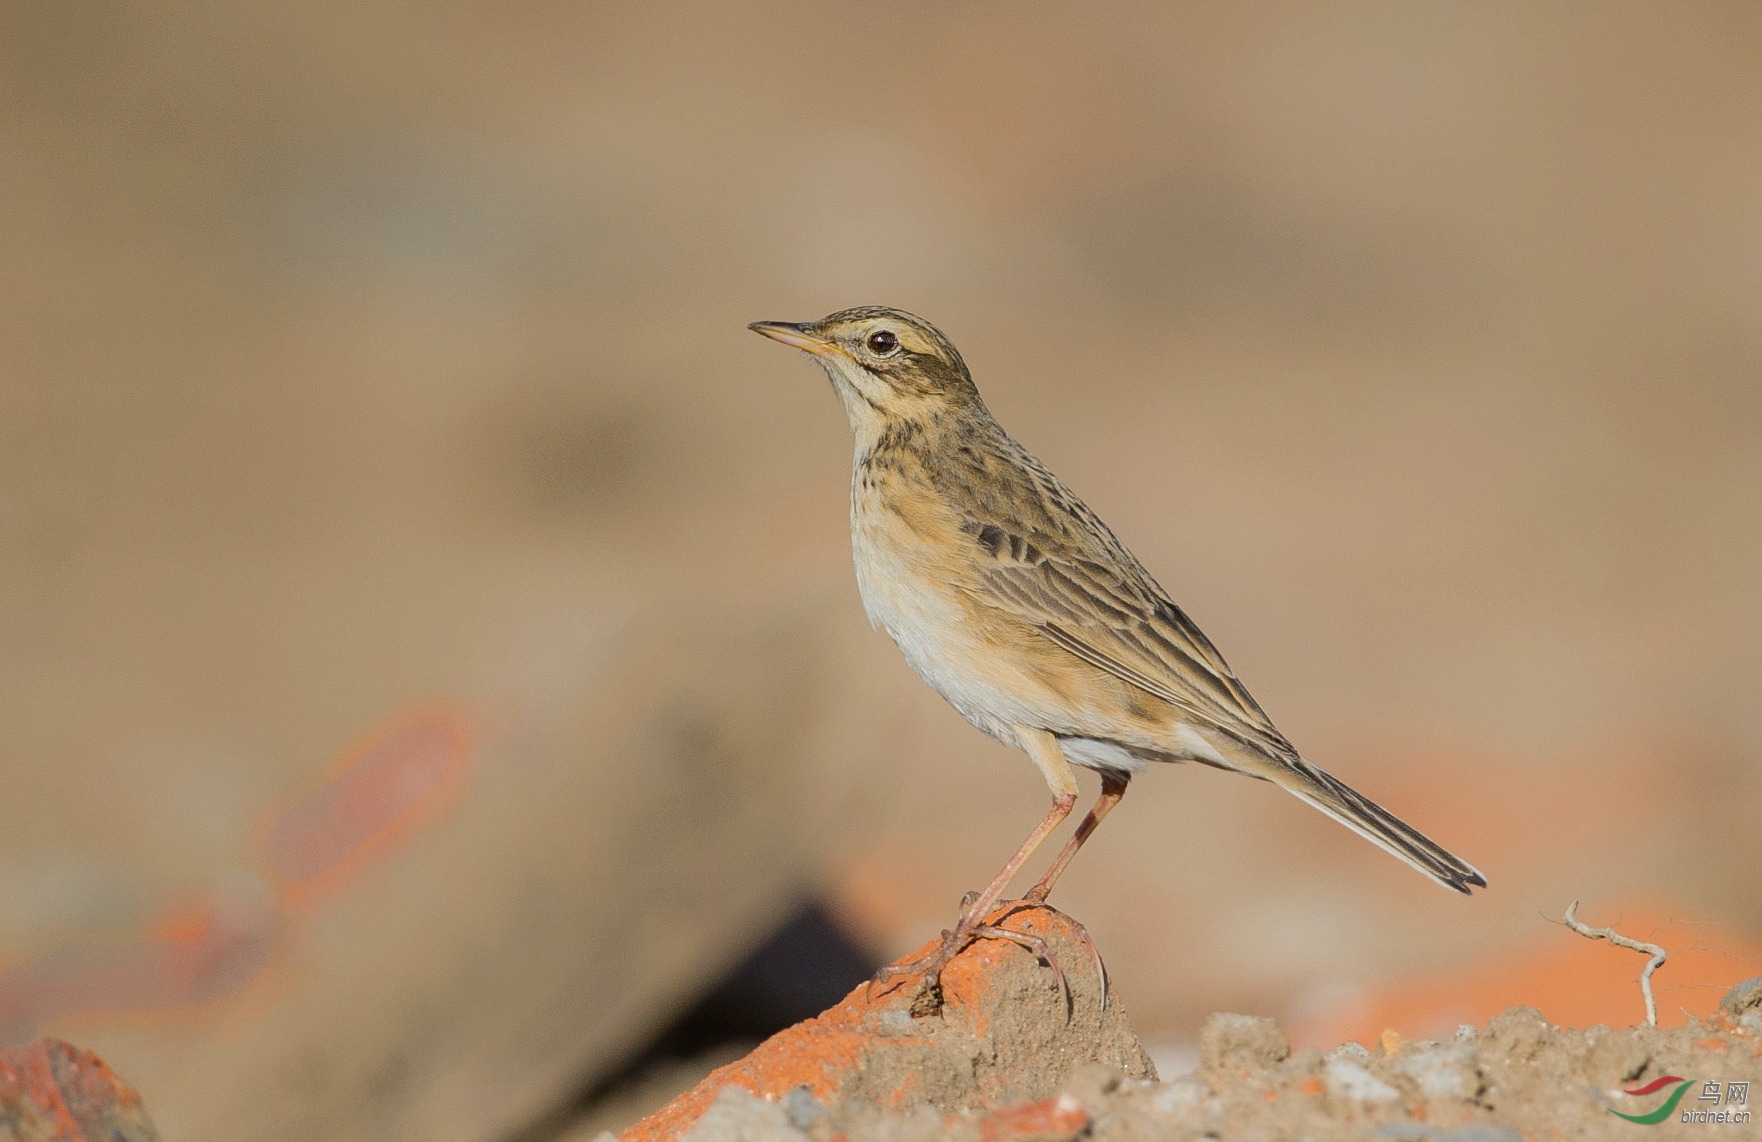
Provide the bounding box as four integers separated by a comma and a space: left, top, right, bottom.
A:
0, 1038, 161, 1142
622, 915, 1762, 1142
620, 906, 1153, 1142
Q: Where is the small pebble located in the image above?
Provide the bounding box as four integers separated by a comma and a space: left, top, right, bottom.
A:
1150, 1076, 1211, 1114
1325, 1057, 1401, 1104
1326, 1041, 1372, 1065
1394, 1042, 1478, 1100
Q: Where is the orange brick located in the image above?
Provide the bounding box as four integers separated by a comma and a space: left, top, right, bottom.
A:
979, 1095, 1088, 1142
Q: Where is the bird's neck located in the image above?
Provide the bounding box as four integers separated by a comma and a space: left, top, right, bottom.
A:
852, 413, 923, 477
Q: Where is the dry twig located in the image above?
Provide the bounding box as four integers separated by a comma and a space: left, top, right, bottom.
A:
1561, 899, 1666, 1026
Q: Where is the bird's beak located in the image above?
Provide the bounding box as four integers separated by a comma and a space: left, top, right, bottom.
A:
748, 321, 846, 360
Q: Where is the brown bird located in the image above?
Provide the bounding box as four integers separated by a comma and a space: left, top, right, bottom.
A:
751, 306, 1484, 1007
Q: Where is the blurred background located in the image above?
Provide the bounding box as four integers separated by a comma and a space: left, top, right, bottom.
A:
2, 2, 1760, 1139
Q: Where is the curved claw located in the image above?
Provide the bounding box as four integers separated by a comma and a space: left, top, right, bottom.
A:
1074, 923, 1109, 1013
863, 905, 1085, 1019
867, 963, 913, 1002
973, 923, 1071, 1021
868, 930, 954, 1000
988, 900, 1107, 1015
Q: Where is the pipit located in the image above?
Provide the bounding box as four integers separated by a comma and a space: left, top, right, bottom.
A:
751, 307, 1484, 1011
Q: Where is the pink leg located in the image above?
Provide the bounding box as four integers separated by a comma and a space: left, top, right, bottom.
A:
1023, 771, 1129, 903
871, 791, 1076, 1009
987, 771, 1128, 1012
871, 730, 1086, 1016
960, 791, 1077, 924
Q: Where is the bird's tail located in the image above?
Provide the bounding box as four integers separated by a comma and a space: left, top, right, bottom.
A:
1252, 755, 1486, 894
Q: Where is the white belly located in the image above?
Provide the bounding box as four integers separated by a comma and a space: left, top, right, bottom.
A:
850, 504, 1046, 749
849, 489, 1229, 775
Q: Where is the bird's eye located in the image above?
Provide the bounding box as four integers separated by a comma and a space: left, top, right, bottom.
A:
865, 330, 899, 356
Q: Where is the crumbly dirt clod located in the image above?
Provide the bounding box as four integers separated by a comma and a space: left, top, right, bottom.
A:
1722, 976, 1762, 1015
635, 960, 1762, 1142
625, 907, 1153, 1142
1198, 1012, 1290, 1072
1081, 996, 1760, 1142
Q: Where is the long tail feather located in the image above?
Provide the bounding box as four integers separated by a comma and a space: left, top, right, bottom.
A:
1256, 756, 1486, 894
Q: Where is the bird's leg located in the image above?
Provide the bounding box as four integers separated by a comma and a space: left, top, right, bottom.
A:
986, 770, 1129, 1011
869, 790, 1075, 1008
1022, 770, 1129, 904
970, 923, 1069, 1014
872, 730, 1078, 1015
952, 788, 1077, 928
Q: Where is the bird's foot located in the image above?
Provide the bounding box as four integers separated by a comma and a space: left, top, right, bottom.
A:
868, 896, 1072, 1019
990, 898, 1109, 1013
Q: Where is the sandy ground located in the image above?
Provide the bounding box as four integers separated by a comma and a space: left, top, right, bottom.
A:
642, 944, 1762, 1142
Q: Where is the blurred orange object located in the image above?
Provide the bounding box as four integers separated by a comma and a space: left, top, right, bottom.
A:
0, 706, 476, 1045
1292, 902, 1762, 1046
263, 706, 475, 905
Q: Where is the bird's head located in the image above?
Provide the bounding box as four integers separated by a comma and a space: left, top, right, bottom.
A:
749, 306, 981, 430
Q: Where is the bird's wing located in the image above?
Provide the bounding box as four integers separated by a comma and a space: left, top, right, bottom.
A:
935, 431, 1485, 894
959, 451, 1296, 761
